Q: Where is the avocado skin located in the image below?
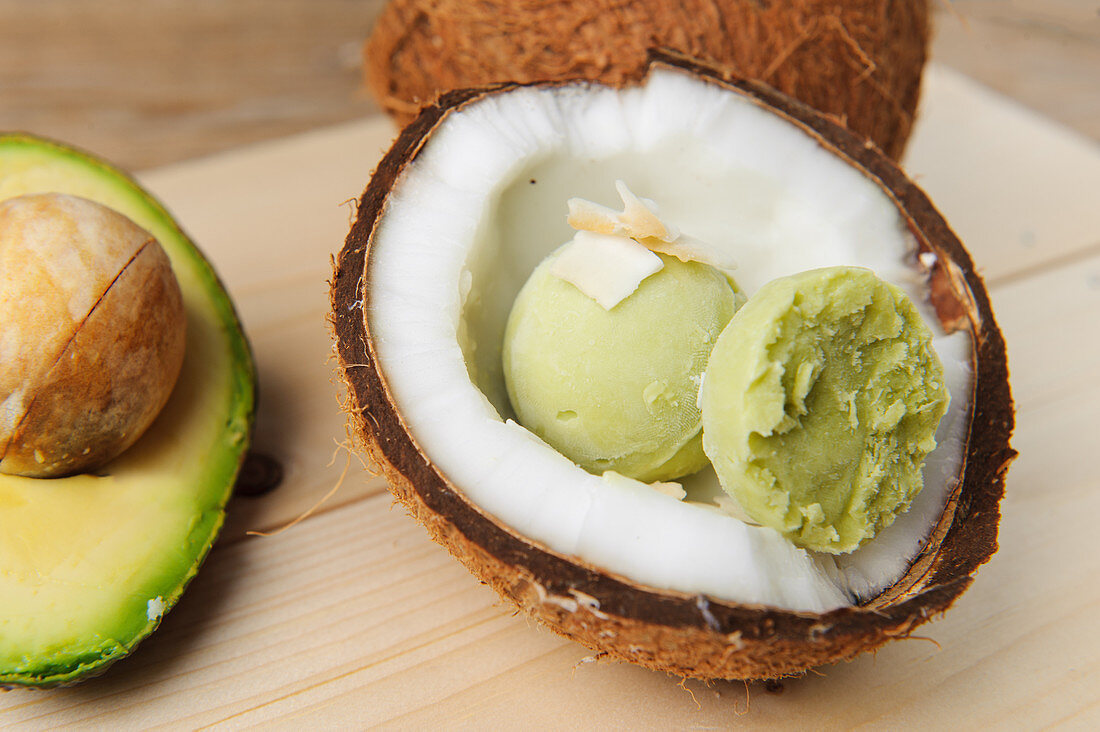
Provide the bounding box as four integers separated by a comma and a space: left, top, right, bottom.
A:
0, 134, 255, 688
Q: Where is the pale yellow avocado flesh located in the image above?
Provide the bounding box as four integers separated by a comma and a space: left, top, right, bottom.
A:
0, 136, 253, 687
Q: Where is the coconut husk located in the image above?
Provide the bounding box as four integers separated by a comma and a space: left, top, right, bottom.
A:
331, 53, 1014, 680
364, 0, 929, 161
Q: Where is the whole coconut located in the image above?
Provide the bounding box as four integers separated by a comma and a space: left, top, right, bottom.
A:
0, 193, 186, 478
364, 0, 930, 160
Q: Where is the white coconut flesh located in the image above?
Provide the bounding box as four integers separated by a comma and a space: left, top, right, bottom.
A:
367, 68, 973, 612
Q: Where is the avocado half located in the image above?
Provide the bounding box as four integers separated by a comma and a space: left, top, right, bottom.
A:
0, 134, 255, 688
331, 54, 1015, 680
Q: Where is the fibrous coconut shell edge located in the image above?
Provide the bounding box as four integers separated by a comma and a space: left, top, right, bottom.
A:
330, 54, 1014, 680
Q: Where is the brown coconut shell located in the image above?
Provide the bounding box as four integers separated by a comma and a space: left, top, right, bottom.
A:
331, 53, 1014, 681
365, 0, 929, 161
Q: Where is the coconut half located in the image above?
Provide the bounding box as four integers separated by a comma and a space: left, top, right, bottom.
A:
331, 55, 1014, 680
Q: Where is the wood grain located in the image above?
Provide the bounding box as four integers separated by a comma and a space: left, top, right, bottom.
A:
1, 65, 1098, 727
0, 1, 1096, 171
932, 0, 1100, 141
0, 0, 386, 170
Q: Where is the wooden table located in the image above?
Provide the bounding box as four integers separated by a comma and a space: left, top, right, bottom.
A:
0, 0, 1097, 170
2, 2, 1099, 728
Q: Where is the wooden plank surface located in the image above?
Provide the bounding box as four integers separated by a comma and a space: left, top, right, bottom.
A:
1, 0, 1097, 171
2, 64, 1098, 728
0, 0, 384, 170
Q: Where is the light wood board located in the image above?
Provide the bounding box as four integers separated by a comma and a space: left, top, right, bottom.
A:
2, 64, 1099, 729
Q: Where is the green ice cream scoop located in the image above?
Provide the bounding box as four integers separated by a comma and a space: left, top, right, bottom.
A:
504, 249, 741, 483
700, 266, 949, 554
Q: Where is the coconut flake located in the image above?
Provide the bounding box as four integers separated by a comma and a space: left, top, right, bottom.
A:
602, 470, 686, 501
651, 481, 687, 500
639, 233, 739, 271
567, 180, 674, 241
613, 179, 677, 240
568, 180, 737, 271
549, 230, 662, 309
566, 198, 627, 236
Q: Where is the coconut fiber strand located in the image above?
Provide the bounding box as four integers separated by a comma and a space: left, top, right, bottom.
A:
365, 0, 929, 160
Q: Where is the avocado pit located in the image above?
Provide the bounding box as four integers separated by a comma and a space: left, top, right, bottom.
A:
0, 193, 185, 478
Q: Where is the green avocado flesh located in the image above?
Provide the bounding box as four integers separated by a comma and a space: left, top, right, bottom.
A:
503, 249, 740, 483
700, 267, 948, 554
0, 135, 254, 687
